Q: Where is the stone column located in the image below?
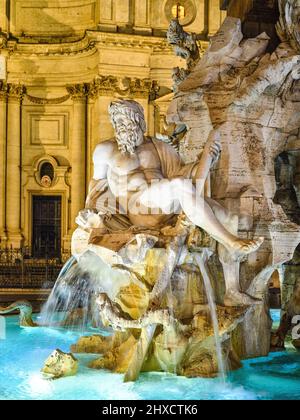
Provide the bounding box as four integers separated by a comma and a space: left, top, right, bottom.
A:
6, 84, 25, 248
86, 81, 102, 189
67, 84, 87, 231
0, 0, 8, 33
134, 0, 151, 34
0, 82, 7, 245
86, 94, 97, 191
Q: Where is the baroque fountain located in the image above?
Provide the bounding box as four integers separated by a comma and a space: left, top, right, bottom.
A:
2, 0, 300, 398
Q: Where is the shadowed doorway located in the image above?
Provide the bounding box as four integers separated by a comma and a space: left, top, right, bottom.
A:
32, 196, 62, 259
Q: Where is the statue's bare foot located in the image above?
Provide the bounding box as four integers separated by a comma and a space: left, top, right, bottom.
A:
228, 237, 264, 257
224, 290, 262, 307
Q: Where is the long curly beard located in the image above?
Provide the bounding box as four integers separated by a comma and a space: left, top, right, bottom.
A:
116, 129, 138, 155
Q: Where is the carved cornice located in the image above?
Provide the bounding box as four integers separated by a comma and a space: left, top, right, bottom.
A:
7, 84, 26, 102
6, 35, 97, 58
3, 30, 206, 59
88, 76, 159, 99
3, 77, 159, 105
0, 81, 8, 101
87, 31, 173, 53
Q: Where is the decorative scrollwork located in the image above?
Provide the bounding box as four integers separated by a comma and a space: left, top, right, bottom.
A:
66, 84, 89, 102
0, 81, 8, 101
87, 76, 159, 100
7, 84, 26, 102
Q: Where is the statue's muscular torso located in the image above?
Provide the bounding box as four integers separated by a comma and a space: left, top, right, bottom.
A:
93, 137, 173, 227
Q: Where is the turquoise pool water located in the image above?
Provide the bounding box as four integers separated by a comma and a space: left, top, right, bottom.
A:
0, 313, 300, 400
270, 309, 281, 330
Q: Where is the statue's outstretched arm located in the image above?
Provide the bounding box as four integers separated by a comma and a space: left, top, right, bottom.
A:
192, 130, 221, 183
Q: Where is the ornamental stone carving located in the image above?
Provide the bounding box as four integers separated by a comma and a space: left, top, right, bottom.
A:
0, 81, 8, 101
167, 18, 200, 70
26, 93, 71, 105
66, 84, 89, 102
277, 0, 300, 51
40, 175, 52, 188
0, 33, 8, 50
87, 76, 159, 100
167, 18, 200, 89
7, 84, 26, 102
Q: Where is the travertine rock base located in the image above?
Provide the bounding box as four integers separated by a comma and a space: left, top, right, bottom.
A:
42, 349, 78, 379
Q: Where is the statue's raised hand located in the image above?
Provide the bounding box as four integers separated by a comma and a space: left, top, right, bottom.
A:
204, 130, 222, 166
75, 209, 103, 231
193, 130, 222, 183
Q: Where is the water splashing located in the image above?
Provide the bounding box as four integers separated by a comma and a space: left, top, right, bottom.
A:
40, 256, 103, 332
194, 251, 226, 382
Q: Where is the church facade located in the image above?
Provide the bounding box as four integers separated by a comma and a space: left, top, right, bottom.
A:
0, 0, 225, 257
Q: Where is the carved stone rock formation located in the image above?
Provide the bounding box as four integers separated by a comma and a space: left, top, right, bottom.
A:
71, 224, 268, 380
86, 304, 248, 379
0, 301, 37, 327
168, 14, 300, 292
277, 0, 300, 51
41, 349, 78, 379
271, 245, 300, 349
166, 3, 300, 356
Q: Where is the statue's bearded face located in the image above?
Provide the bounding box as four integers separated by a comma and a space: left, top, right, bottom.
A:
113, 113, 143, 155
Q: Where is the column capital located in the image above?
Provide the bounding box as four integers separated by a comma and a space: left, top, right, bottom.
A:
0, 81, 8, 101
86, 80, 100, 101
66, 83, 88, 102
7, 83, 26, 103
0, 34, 8, 50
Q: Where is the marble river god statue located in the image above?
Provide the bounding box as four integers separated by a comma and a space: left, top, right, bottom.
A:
69, 98, 265, 381
75, 100, 263, 289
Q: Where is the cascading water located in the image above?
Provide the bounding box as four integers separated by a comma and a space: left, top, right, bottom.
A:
194, 251, 226, 382
41, 239, 226, 381
40, 240, 151, 333
40, 256, 103, 331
